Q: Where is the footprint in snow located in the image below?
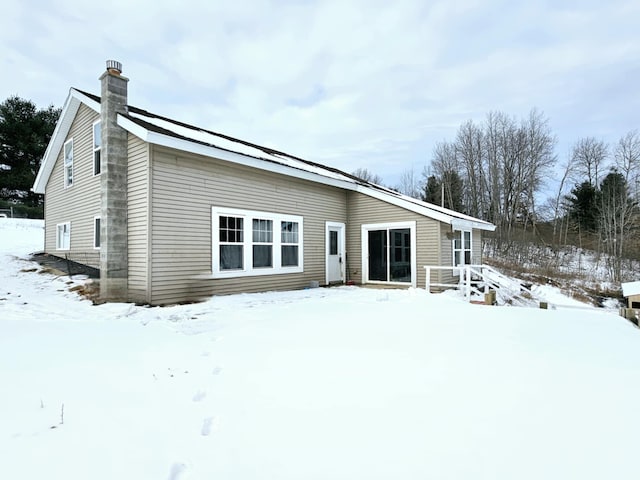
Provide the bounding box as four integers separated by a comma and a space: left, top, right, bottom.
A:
201, 416, 219, 436
192, 390, 207, 402
167, 462, 187, 480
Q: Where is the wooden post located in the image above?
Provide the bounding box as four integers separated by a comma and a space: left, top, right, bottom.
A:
465, 265, 471, 302
540, 302, 548, 309
484, 289, 496, 305
425, 266, 431, 294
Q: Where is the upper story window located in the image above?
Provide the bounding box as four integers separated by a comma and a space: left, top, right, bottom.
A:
63, 139, 73, 188
92, 121, 101, 175
213, 207, 303, 278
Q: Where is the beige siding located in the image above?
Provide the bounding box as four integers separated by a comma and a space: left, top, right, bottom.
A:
346, 192, 441, 289
473, 229, 483, 263
127, 135, 150, 303
437, 227, 485, 287
43, 104, 101, 268
149, 146, 347, 305
439, 226, 457, 286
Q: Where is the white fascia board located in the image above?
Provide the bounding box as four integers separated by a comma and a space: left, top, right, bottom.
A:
117, 115, 359, 192
355, 185, 454, 224
451, 218, 496, 232
355, 185, 495, 231
117, 115, 497, 232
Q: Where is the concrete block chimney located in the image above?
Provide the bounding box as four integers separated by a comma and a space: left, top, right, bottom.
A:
99, 60, 129, 301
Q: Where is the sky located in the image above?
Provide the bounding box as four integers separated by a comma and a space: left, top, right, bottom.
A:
2, 0, 639, 192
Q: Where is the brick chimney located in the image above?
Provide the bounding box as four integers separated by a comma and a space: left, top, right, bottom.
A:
99, 60, 129, 301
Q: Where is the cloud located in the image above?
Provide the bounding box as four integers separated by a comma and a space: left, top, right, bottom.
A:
1, 0, 638, 187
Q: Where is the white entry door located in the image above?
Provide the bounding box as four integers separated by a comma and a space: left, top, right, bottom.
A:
326, 222, 345, 284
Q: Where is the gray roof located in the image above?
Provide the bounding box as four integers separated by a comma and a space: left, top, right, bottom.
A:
34, 88, 496, 232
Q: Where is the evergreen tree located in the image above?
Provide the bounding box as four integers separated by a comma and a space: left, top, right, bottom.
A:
566, 181, 599, 233
422, 170, 464, 212
422, 175, 441, 205
0, 96, 60, 207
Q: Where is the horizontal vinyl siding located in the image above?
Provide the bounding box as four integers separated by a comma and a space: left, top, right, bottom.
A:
473, 230, 483, 263
436, 227, 485, 288
149, 146, 347, 305
43, 104, 101, 268
346, 192, 441, 289
439, 226, 456, 286
127, 135, 149, 303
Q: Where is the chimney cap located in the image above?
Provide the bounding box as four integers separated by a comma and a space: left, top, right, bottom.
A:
106, 60, 123, 75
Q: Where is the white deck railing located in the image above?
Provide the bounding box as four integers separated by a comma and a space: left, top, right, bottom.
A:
423, 264, 533, 303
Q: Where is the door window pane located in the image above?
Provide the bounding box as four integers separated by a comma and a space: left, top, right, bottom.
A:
329, 230, 338, 255
368, 230, 387, 281
390, 228, 411, 282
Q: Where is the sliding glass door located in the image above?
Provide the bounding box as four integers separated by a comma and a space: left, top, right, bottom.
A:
366, 226, 412, 283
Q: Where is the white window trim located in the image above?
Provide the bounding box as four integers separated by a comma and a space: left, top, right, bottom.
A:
212, 207, 304, 278
92, 120, 101, 176
93, 216, 101, 249
361, 221, 417, 288
452, 229, 472, 266
63, 138, 73, 188
56, 222, 71, 250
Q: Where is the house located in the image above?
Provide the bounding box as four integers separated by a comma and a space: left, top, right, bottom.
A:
33, 61, 495, 305
622, 281, 640, 309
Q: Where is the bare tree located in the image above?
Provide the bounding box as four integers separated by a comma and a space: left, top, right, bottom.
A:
352, 167, 383, 185
555, 159, 575, 228
455, 120, 485, 218
598, 170, 634, 281
614, 129, 640, 199
571, 137, 608, 187
396, 166, 422, 199
521, 108, 557, 230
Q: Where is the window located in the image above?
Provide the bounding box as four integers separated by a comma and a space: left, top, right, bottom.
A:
212, 207, 303, 277
94, 217, 101, 249
281, 221, 299, 267
453, 230, 472, 266
63, 139, 73, 187
56, 222, 70, 250
92, 121, 101, 175
253, 219, 273, 268
329, 230, 338, 255
219, 216, 244, 270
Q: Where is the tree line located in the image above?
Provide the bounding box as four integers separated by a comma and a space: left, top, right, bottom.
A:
355, 109, 639, 281
0, 96, 60, 217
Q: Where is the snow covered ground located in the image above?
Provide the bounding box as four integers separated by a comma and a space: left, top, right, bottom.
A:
1, 219, 640, 479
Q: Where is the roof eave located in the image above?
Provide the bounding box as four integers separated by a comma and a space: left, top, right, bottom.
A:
118, 115, 497, 231
117, 115, 359, 192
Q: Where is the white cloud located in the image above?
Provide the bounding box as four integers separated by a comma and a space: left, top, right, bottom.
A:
1, 0, 639, 186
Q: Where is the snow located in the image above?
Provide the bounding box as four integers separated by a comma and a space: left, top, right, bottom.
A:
2, 219, 640, 479
128, 111, 357, 184
622, 281, 640, 297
